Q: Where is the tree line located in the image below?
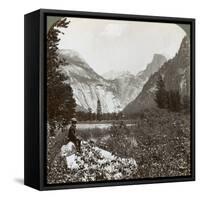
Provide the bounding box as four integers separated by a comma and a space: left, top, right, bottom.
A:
76, 98, 127, 121
76, 110, 126, 121
154, 74, 190, 112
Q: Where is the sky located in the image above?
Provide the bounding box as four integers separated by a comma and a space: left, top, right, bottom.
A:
57, 17, 186, 75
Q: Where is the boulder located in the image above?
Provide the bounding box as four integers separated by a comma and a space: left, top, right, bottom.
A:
60, 141, 76, 157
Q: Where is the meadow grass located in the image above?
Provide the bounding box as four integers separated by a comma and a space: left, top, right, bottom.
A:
47, 108, 191, 183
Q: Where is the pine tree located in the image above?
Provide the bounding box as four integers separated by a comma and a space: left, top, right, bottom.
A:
182, 95, 190, 113
168, 90, 182, 112
47, 18, 76, 135
96, 99, 102, 121
154, 74, 168, 109
88, 107, 92, 121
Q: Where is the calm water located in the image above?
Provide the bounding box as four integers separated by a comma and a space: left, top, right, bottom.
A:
76, 123, 134, 130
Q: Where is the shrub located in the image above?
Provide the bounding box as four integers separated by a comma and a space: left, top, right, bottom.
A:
131, 109, 191, 178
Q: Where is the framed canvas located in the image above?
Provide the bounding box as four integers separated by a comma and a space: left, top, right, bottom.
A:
24, 9, 195, 190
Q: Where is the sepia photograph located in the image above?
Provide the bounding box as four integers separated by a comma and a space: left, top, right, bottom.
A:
46, 15, 192, 185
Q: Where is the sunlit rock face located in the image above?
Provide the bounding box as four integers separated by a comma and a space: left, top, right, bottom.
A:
58, 49, 166, 113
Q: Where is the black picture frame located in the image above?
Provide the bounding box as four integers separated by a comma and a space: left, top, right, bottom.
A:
24, 9, 195, 191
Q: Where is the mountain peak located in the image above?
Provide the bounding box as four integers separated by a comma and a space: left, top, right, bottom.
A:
102, 70, 134, 80
124, 37, 190, 114
57, 49, 167, 114
58, 49, 91, 70
137, 54, 167, 81
153, 53, 166, 60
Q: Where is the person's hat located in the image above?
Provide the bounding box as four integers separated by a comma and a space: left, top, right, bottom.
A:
71, 118, 77, 122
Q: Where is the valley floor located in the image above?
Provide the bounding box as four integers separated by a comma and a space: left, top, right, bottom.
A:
47, 108, 191, 184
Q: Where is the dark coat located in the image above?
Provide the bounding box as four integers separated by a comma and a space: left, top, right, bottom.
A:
68, 124, 81, 151
68, 125, 77, 143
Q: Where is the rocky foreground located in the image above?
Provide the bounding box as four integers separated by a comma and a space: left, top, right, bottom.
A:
47, 140, 137, 184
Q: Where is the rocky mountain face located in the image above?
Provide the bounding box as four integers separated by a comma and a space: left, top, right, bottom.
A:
111, 73, 144, 109
58, 49, 121, 113
111, 54, 166, 107
58, 49, 166, 113
102, 70, 131, 80
123, 36, 190, 114
137, 54, 167, 81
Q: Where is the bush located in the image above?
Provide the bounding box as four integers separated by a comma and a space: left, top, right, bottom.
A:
104, 121, 135, 157
131, 109, 191, 178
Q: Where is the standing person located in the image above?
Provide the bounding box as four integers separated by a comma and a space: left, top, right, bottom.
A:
68, 118, 81, 152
